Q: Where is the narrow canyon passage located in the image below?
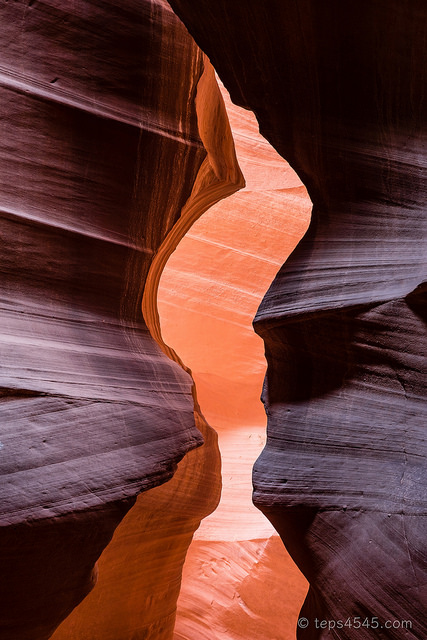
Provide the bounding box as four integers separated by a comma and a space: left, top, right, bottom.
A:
3, 2, 425, 639
49, 68, 311, 640
158, 83, 312, 640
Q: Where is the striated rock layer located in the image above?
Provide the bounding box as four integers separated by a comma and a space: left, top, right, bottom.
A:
167, 1, 427, 638
159, 83, 310, 639
50, 413, 221, 640
0, 1, 241, 638
51, 38, 243, 640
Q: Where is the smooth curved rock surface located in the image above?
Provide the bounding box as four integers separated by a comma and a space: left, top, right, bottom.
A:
51, 411, 221, 640
0, 2, 240, 638
159, 83, 310, 640
167, 1, 427, 638
51, 49, 243, 640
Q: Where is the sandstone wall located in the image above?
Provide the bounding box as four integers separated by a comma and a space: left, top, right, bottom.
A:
167, 2, 427, 638
0, 2, 241, 637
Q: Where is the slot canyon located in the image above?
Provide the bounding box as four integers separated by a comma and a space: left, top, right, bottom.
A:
0, 2, 425, 640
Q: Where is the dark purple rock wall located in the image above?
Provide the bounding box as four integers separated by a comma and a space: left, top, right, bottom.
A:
0, 1, 209, 637
167, 1, 427, 638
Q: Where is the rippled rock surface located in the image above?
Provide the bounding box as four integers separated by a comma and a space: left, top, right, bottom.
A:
168, 1, 427, 638
0, 2, 241, 638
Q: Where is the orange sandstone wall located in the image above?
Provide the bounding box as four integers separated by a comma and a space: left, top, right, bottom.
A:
0, 1, 217, 637
159, 84, 311, 640
165, 2, 427, 638
51, 13, 244, 640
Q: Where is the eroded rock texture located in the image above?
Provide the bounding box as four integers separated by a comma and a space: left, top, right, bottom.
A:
50, 412, 221, 640
167, 1, 427, 638
0, 2, 240, 638
50, 46, 243, 640
159, 83, 310, 640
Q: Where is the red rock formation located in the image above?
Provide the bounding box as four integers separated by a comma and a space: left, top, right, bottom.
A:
175, 538, 307, 640
3, 1, 425, 638
50, 415, 221, 640
167, 2, 427, 638
51, 53, 244, 640
159, 84, 311, 640
160, 81, 311, 431
0, 2, 241, 638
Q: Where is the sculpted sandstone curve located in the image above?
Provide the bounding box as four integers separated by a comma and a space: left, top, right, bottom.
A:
51, 50, 244, 640
159, 82, 311, 640
0, 2, 241, 638
167, 1, 427, 638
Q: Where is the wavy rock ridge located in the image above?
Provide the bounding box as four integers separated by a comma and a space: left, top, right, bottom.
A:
160, 82, 311, 640
51, 35, 244, 640
167, 1, 427, 638
2, 1, 425, 639
0, 1, 242, 638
